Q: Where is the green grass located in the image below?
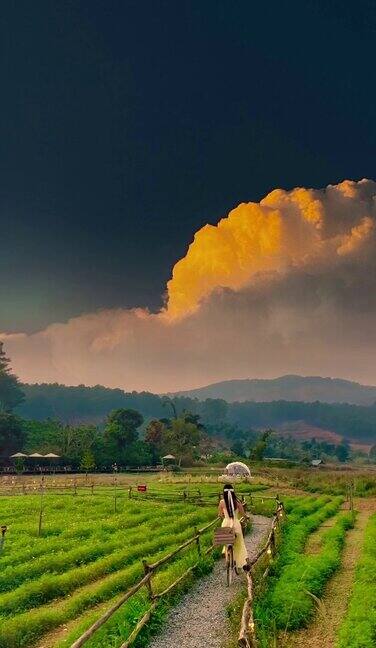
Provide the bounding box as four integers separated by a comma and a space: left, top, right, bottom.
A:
253, 496, 350, 645
1, 483, 336, 648
336, 513, 376, 648
0, 491, 218, 648
269, 512, 354, 630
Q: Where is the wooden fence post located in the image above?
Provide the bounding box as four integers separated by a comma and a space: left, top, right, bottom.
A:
0, 526, 8, 553
194, 526, 201, 557
142, 559, 154, 600
38, 476, 45, 537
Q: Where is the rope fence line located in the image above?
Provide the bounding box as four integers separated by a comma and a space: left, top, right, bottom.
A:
0, 482, 267, 497
0, 483, 278, 540
238, 501, 285, 648
69, 517, 221, 648
68, 496, 283, 648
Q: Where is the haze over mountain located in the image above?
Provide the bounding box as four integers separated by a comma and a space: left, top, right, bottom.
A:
172, 375, 376, 406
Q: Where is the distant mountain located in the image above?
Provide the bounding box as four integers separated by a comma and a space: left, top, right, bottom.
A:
172, 375, 376, 406
17, 381, 376, 444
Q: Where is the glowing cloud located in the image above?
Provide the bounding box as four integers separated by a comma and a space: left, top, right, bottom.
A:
3, 179, 376, 392
166, 179, 376, 318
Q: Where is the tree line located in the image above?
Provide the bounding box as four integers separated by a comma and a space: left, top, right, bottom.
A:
1, 341, 375, 467
18, 380, 376, 443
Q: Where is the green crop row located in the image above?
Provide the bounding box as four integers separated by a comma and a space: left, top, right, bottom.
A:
0, 501, 217, 648
336, 513, 376, 648
1, 501, 197, 569
0, 508, 214, 616
253, 496, 345, 645
268, 512, 354, 630
0, 506, 212, 593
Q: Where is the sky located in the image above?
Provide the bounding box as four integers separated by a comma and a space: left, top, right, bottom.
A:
1, 2, 376, 391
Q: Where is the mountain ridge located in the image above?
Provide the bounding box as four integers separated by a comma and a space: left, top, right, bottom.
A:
171, 374, 376, 405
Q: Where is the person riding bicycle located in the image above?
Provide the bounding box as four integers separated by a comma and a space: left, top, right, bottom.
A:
218, 483, 249, 571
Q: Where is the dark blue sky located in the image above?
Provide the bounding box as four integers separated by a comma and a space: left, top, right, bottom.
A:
1, 0, 375, 332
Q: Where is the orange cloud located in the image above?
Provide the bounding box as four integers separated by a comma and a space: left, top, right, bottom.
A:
166, 179, 375, 319
3, 179, 376, 392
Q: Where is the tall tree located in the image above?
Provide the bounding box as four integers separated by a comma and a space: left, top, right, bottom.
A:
164, 417, 201, 466
249, 429, 273, 461
0, 342, 24, 412
0, 412, 25, 457
145, 419, 165, 464
104, 408, 144, 451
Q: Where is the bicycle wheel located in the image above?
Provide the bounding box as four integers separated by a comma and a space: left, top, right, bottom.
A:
226, 545, 234, 586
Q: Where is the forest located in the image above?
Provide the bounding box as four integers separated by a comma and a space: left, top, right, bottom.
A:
18, 382, 376, 442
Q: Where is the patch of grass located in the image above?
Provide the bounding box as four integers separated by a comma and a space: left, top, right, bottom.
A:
336, 513, 376, 648
253, 497, 348, 646
0, 491, 218, 648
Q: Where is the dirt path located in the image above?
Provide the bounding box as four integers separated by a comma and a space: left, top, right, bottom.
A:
279, 499, 376, 648
148, 515, 272, 648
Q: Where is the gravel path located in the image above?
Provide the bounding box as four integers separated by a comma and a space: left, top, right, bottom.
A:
148, 515, 272, 648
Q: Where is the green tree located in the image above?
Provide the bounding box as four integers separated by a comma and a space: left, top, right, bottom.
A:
144, 419, 165, 464
14, 456, 25, 474
126, 441, 152, 467
335, 443, 350, 462
249, 429, 273, 461
80, 450, 96, 474
23, 419, 64, 454
0, 413, 25, 457
182, 411, 206, 430
105, 409, 144, 451
0, 342, 24, 412
230, 439, 245, 457
200, 399, 228, 425
164, 417, 201, 466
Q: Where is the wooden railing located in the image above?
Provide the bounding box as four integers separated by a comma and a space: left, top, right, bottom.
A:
70, 517, 221, 648
238, 501, 285, 647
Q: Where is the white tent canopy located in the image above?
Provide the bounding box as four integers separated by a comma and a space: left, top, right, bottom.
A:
162, 454, 176, 460
28, 453, 44, 458
225, 461, 251, 477
44, 453, 60, 458
10, 452, 28, 458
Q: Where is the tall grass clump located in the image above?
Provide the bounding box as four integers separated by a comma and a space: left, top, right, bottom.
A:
336, 513, 376, 648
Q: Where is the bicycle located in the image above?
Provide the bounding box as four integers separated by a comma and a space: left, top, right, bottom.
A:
214, 526, 240, 586
225, 543, 234, 586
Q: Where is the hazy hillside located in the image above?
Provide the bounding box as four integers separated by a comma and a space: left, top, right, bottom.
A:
17, 382, 376, 444
173, 375, 376, 405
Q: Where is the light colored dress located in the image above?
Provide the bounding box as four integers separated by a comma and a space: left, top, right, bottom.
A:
220, 500, 248, 568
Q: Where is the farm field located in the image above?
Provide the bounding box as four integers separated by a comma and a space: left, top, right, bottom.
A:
0, 470, 375, 648
250, 493, 376, 648
0, 489, 221, 648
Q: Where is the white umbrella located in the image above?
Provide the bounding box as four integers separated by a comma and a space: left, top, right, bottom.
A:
162, 454, 176, 460
28, 453, 44, 458
225, 461, 251, 477
10, 452, 28, 458
44, 453, 60, 458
